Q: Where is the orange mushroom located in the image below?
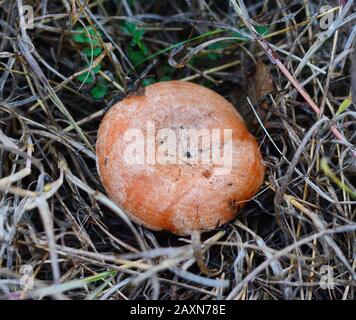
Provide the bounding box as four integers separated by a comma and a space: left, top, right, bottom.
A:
96, 81, 265, 235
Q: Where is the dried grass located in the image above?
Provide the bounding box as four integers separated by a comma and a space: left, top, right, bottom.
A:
0, 0, 355, 300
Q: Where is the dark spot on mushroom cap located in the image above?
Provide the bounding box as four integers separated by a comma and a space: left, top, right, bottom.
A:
202, 169, 212, 178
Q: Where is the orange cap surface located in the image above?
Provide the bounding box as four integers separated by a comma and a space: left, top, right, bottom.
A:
96, 81, 265, 235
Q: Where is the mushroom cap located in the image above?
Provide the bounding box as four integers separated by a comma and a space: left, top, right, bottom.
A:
96, 81, 265, 235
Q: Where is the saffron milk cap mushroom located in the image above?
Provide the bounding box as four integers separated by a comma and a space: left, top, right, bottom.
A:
96, 80, 265, 235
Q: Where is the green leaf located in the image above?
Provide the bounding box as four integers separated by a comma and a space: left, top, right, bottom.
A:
135, 29, 224, 66
77, 72, 94, 84
336, 97, 352, 115
255, 25, 270, 36
83, 47, 103, 57
202, 79, 214, 88
233, 31, 249, 41
72, 32, 87, 44
142, 77, 156, 86
83, 63, 102, 74
122, 21, 137, 35
127, 47, 146, 65
132, 26, 268, 67
160, 75, 172, 81
206, 52, 223, 61
92, 64, 101, 74
131, 29, 145, 46
91, 84, 108, 100
162, 63, 175, 74
207, 41, 233, 50
138, 41, 149, 55
188, 56, 199, 66
123, 21, 147, 55
72, 27, 102, 46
